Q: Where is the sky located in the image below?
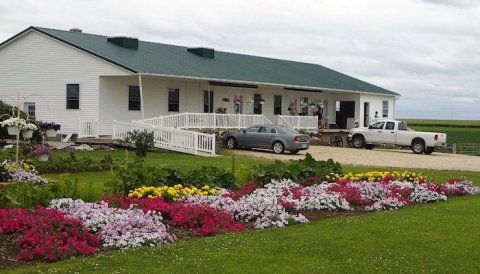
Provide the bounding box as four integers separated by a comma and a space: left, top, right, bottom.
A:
1, 0, 479, 120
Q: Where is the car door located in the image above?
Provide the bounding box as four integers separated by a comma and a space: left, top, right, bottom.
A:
381, 121, 396, 145
365, 121, 385, 143
238, 126, 260, 148
257, 126, 277, 148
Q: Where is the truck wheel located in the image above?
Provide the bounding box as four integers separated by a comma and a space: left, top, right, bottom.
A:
351, 135, 365, 149
411, 140, 425, 154
424, 147, 435, 155
365, 144, 375, 150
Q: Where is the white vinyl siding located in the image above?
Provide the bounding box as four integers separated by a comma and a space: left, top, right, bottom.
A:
0, 30, 132, 134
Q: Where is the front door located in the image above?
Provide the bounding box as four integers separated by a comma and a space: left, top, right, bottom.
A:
363, 102, 369, 127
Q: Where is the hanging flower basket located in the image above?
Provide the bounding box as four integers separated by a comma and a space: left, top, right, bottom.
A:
30, 144, 52, 161
7, 126, 20, 136
22, 130, 34, 139
46, 129, 57, 137
222, 97, 230, 103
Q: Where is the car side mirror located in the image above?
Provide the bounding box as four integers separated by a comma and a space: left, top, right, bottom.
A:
242, 129, 246, 134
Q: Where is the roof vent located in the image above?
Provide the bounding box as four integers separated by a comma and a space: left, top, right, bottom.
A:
107, 35, 138, 50
69, 28, 82, 33
187, 47, 214, 59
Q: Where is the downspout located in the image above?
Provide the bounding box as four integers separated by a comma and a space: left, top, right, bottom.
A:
138, 74, 145, 120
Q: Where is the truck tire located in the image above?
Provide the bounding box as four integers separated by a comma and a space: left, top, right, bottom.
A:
411, 140, 425, 154
351, 135, 365, 149
424, 147, 435, 155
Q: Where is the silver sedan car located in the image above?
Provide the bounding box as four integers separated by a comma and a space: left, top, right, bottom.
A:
222, 124, 310, 154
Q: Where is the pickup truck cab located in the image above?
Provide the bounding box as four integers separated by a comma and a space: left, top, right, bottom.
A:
347, 120, 447, 154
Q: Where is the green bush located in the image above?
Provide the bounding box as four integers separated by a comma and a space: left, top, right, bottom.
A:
106, 159, 237, 195
253, 153, 342, 185
32, 152, 116, 173
125, 130, 155, 157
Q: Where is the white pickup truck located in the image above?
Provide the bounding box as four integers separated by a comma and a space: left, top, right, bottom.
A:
347, 120, 447, 154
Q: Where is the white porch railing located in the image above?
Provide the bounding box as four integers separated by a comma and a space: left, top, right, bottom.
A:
135, 113, 272, 129
78, 119, 99, 138
113, 120, 216, 155
277, 115, 318, 130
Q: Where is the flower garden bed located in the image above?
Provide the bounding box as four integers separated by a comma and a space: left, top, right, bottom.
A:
1, 172, 479, 270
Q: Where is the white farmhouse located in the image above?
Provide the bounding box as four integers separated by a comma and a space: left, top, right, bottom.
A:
0, 26, 399, 140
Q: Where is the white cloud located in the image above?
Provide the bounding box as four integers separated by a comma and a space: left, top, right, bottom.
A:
0, 0, 479, 119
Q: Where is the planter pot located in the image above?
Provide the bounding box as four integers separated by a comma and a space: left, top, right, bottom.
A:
7, 126, 20, 135
46, 129, 57, 137
22, 130, 34, 139
38, 154, 49, 162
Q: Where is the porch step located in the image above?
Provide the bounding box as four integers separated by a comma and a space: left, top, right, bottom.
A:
61, 133, 73, 142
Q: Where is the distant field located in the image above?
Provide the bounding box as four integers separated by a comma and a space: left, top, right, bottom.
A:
401, 119, 480, 144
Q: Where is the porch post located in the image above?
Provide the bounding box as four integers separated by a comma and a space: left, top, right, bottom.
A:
138, 74, 145, 120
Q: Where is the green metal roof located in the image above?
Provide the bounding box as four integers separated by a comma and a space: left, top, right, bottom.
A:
3, 26, 398, 96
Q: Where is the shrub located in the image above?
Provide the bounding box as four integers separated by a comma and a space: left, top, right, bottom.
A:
32, 153, 116, 173
253, 154, 342, 185
125, 130, 154, 157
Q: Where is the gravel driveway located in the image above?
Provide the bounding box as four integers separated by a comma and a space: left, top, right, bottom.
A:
232, 146, 480, 172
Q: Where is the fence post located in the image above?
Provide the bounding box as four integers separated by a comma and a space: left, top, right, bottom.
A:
211, 133, 216, 154
193, 132, 198, 155
452, 143, 457, 154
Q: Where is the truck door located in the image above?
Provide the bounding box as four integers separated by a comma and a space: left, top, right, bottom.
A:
381, 121, 396, 145
365, 121, 385, 143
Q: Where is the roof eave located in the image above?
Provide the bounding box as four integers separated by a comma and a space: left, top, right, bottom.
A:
138, 72, 399, 97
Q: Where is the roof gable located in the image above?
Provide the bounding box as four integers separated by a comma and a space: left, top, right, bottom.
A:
1, 26, 399, 96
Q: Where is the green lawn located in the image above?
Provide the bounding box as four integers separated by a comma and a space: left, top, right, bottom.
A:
5, 149, 480, 273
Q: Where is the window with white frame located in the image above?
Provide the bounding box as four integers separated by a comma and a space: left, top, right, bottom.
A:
24, 102, 35, 118
168, 88, 180, 112
382, 100, 388, 118
66, 84, 79, 109
128, 86, 141, 111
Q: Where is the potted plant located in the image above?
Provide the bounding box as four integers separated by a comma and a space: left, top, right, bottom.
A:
30, 144, 52, 161
0, 117, 27, 136
222, 97, 230, 103
259, 98, 265, 105
22, 122, 38, 139
39, 122, 61, 137
234, 96, 243, 105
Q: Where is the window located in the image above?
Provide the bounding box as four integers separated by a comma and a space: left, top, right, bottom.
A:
204, 90, 214, 113
253, 94, 262, 114
398, 122, 408, 131
66, 84, 79, 109
369, 122, 385, 130
246, 126, 260, 133
385, 122, 395, 130
300, 97, 308, 115
274, 95, 282, 115
128, 86, 141, 110
168, 88, 179, 112
24, 102, 35, 118
382, 100, 389, 118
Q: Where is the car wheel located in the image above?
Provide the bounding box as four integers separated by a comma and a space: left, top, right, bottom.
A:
411, 140, 425, 154
272, 142, 285, 154
424, 147, 435, 155
290, 149, 300, 155
351, 135, 365, 149
226, 137, 238, 149
365, 144, 375, 150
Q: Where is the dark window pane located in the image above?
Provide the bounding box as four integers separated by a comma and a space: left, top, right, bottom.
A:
129, 86, 141, 110
168, 88, 179, 112
204, 90, 214, 113
274, 95, 282, 115
253, 93, 262, 115
66, 84, 79, 109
